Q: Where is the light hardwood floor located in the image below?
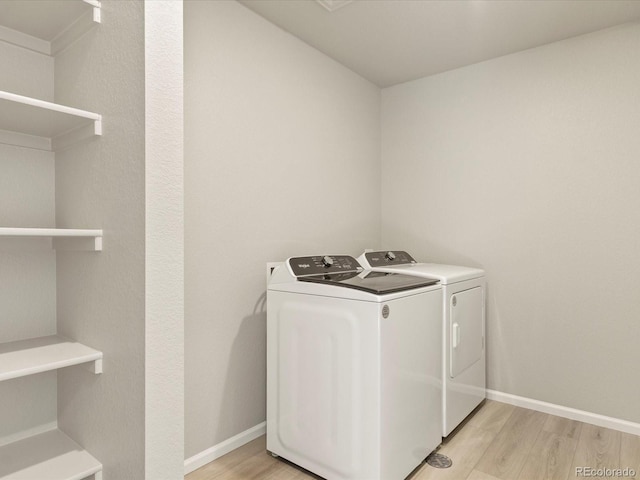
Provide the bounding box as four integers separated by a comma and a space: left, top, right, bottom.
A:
186, 401, 640, 480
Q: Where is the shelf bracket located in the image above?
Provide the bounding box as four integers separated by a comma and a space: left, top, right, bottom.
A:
94, 117, 103, 136
84, 358, 103, 375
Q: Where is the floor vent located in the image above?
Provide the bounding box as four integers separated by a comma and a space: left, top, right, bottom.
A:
426, 452, 453, 469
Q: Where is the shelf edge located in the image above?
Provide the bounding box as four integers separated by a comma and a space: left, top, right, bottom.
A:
0, 227, 103, 237
0, 228, 103, 251
0, 90, 101, 121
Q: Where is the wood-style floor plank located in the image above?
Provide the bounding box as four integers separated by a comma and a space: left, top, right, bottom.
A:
205, 451, 288, 480
465, 400, 516, 436
186, 437, 269, 479
517, 430, 579, 480
620, 432, 640, 477
568, 423, 621, 479
542, 415, 583, 440
466, 470, 503, 480
474, 406, 547, 480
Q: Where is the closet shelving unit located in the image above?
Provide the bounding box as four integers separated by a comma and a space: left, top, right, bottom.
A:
0, 1, 104, 479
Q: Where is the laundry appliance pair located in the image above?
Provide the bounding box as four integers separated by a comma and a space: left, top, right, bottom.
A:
357, 251, 486, 438
266, 251, 485, 480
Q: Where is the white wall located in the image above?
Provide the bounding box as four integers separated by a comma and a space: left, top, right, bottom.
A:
145, 1, 185, 478
184, 0, 381, 458
55, 1, 146, 478
0, 40, 53, 100
0, 40, 56, 446
381, 22, 640, 423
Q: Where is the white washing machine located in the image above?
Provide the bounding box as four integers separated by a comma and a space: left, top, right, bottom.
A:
267, 255, 442, 480
358, 251, 486, 438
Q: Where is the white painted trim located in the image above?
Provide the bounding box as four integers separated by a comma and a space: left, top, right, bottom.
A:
184, 422, 267, 475
487, 389, 640, 436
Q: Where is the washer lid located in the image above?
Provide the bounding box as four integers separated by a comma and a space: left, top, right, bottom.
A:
298, 270, 438, 295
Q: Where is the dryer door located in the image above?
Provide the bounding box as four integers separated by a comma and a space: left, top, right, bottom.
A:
449, 286, 483, 378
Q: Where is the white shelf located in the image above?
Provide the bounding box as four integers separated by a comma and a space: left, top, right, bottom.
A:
0, 335, 103, 382
0, 0, 101, 56
0, 227, 103, 251
0, 429, 102, 480
0, 90, 102, 152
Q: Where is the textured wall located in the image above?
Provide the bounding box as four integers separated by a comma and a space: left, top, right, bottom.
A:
0, 40, 56, 446
145, 1, 185, 478
184, 0, 381, 458
54, 1, 146, 478
381, 23, 640, 422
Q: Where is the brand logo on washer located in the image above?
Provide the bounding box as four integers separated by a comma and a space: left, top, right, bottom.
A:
382, 305, 390, 318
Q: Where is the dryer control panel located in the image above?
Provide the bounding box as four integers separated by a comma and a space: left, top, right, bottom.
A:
365, 250, 416, 267
289, 255, 362, 277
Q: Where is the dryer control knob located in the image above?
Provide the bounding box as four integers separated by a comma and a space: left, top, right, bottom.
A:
385, 251, 396, 261
322, 255, 334, 267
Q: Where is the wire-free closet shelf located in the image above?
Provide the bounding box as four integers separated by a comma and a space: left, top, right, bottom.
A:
0, 429, 102, 480
0, 0, 101, 56
0, 335, 102, 382
0, 227, 103, 251
0, 91, 102, 151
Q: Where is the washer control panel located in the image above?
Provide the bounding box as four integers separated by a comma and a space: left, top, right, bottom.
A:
289, 255, 362, 276
365, 250, 416, 267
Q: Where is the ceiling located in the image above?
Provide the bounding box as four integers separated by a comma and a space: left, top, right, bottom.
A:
238, 0, 640, 87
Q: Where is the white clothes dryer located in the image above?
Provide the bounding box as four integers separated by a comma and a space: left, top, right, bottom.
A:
358, 251, 486, 437
267, 255, 442, 480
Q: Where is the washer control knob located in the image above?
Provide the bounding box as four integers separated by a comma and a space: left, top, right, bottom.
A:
322, 255, 334, 267
385, 251, 396, 261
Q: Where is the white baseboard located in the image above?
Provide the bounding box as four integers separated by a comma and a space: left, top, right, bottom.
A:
487, 389, 640, 436
184, 422, 266, 475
